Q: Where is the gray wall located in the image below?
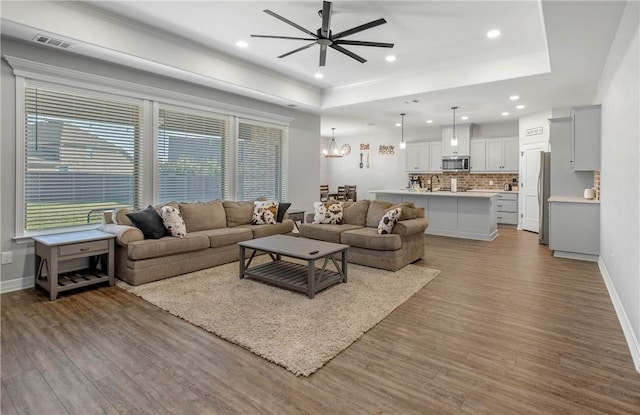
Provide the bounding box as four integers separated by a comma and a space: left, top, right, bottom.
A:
0, 37, 321, 289
595, 2, 640, 371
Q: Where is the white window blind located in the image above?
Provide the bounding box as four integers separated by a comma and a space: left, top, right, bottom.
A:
24, 86, 143, 231
237, 120, 287, 201
157, 107, 229, 203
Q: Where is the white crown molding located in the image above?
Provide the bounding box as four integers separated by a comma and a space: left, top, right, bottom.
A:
3, 55, 295, 125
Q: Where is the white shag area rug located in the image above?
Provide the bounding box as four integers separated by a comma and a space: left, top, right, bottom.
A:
117, 258, 440, 376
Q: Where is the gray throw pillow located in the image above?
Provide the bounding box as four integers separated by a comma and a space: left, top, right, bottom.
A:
126, 206, 168, 239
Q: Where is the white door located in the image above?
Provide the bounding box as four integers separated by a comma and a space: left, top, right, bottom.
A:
520, 141, 549, 232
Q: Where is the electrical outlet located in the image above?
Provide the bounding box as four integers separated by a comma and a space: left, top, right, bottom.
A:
489, 180, 494, 185
1, 251, 12, 265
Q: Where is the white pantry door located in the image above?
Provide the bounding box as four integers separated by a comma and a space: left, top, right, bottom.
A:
520, 141, 549, 232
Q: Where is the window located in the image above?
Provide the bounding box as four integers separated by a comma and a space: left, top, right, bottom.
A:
237, 120, 287, 201
157, 107, 229, 203
23, 85, 143, 232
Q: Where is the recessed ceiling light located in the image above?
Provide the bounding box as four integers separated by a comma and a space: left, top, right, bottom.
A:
487, 29, 501, 39
426, 120, 433, 124
395, 123, 402, 127
314, 73, 324, 79
236, 41, 248, 48
509, 95, 520, 100
516, 104, 525, 109
461, 116, 469, 121
385, 55, 396, 62
501, 112, 510, 116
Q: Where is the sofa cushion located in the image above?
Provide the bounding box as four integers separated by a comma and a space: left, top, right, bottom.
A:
126, 206, 169, 239
194, 227, 253, 249
127, 233, 210, 260
313, 201, 343, 224
252, 201, 278, 225
179, 200, 227, 232
223, 200, 254, 227
237, 220, 294, 239
341, 227, 402, 251
298, 223, 362, 244
366, 200, 394, 228
342, 199, 370, 226
161, 205, 187, 238
276, 202, 291, 223
378, 207, 402, 235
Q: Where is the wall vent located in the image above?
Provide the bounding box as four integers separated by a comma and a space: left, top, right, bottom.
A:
33, 35, 73, 49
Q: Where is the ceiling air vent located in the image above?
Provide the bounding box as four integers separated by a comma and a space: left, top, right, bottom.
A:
33, 35, 73, 49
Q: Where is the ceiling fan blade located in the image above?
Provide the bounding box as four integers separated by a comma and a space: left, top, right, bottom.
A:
278, 42, 318, 59
263, 9, 317, 38
329, 44, 366, 63
251, 35, 316, 41
331, 18, 387, 40
320, 1, 332, 38
333, 39, 395, 48
319, 44, 328, 66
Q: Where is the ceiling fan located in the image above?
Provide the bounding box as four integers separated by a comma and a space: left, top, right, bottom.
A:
251, 1, 394, 66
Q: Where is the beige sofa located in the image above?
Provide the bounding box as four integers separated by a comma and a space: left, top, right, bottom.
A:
298, 200, 428, 271
99, 200, 293, 285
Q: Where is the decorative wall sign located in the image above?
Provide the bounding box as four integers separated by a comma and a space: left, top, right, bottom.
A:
526, 127, 543, 136
360, 143, 370, 150
379, 145, 395, 155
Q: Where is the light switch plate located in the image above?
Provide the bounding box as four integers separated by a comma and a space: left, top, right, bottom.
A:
1, 251, 12, 264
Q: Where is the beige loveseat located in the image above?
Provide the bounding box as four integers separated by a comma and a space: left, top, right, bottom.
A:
99, 200, 293, 285
298, 200, 428, 271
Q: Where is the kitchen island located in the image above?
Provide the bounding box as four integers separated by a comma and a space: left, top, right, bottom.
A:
370, 189, 498, 241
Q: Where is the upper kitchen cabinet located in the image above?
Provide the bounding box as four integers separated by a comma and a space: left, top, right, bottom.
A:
469, 137, 518, 172
486, 137, 519, 172
405, 141, 442, 172
571, 105, 601, 171
470, 139, 486, 172
442, 124, 472, 156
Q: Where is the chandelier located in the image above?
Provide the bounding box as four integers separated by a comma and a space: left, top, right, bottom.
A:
323, 127, 343, 158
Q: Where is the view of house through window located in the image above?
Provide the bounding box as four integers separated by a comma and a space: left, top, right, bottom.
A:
24, 86, 143, 231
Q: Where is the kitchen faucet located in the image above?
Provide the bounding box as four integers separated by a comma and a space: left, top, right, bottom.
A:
429, 174, 440, 192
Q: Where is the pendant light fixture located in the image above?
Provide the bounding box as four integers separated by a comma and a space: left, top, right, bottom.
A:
323, 127, 343, 158
399, 113, 407, 149
451, 106, 459, 147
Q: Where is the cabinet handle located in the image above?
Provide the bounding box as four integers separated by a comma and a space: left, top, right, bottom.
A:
497, 216, 503, 219
497, 204, 503, 208
80, 247, 90, 251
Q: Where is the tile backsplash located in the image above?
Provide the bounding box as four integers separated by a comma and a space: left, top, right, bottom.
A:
410, 173, 519, 190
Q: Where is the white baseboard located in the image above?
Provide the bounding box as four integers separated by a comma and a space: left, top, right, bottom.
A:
0, 276, 35, 294
598, 258, 640, 373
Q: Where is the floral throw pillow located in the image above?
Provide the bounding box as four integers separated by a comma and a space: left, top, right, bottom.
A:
252, 201, 278, 225
377, 207, 402, 235
312, 201, 343, 224
161, 205, 187, 238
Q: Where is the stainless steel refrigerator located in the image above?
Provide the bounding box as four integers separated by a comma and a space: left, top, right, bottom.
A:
538, 151, 551, 244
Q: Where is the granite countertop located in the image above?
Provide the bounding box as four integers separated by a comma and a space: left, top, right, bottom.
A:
370, 189, 498, 198
548, 196, 601, 204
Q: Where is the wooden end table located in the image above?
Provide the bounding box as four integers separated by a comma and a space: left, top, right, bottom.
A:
33, 230, 116, 300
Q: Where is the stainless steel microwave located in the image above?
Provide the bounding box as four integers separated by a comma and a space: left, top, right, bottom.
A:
442, 156, 470, 172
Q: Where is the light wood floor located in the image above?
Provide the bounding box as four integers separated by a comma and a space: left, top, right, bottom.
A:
2, 228, 640, 414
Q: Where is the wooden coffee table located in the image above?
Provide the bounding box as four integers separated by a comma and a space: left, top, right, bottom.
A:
238, 235, 348, 298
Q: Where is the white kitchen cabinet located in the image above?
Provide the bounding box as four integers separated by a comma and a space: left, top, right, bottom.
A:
428, 141, 442, 172
470, 139, 486, 172
442, 124, 472, 156
405, 141, 440, 172
485, 137, 519, 172
496, 192, 518, 225
549, 197, 600, 261
571, 105, 601, 171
